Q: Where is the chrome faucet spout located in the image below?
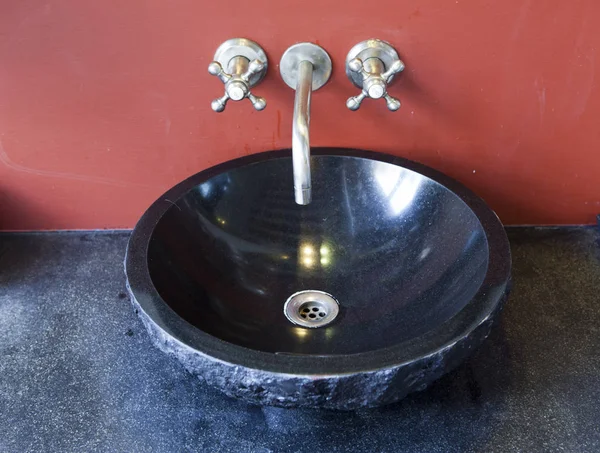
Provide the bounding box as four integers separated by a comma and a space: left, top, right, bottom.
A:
280, 43, 332, 206
292, 60, 313, 205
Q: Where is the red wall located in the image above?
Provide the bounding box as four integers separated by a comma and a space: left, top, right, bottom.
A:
1, 0, 599, 230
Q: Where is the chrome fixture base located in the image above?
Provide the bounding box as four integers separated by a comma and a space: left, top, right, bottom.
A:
279, 43, 332, 91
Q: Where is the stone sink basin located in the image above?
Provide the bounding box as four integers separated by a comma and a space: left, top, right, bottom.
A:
125, 148, 511, 410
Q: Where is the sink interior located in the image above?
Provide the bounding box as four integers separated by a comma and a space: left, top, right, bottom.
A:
147, 155, 489, 356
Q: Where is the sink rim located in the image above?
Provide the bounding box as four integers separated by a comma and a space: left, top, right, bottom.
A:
125, 148, 511, 376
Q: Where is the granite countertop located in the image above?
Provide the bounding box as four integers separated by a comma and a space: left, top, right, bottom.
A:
1, 228, 599, 453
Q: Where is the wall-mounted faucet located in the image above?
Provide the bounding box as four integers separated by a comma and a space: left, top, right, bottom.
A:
208, 38, 268, 112
209, 38, 405, 204
279, 43, 332, 205
345, 39, 404, 111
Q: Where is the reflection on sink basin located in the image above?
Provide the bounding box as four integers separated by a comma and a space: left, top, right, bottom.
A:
125, 148, 511, 409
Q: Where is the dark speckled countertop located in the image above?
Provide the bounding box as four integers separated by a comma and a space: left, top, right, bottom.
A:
1, 228, 599, 453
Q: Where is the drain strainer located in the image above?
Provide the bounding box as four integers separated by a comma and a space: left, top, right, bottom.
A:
284, 290, 339, 328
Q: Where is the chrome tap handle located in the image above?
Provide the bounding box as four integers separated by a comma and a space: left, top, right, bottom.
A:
208, 39, 268, 112
345, 39, 405, 111
346, 90, 368, 111
381, 59, 405, 81
207, 61, 232, 84
208, 59, 267, 112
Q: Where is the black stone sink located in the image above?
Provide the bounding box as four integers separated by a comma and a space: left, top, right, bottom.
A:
125, 148, 511, 409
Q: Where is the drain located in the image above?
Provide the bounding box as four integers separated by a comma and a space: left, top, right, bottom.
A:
284, 290, 339, 328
